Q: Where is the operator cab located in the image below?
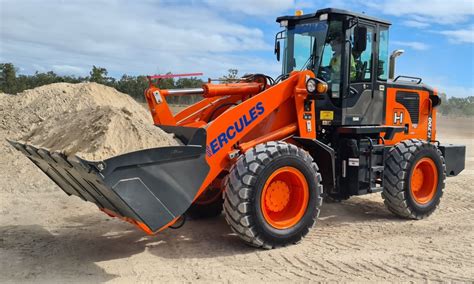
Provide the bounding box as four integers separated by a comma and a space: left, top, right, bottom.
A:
274, 9, 454, 201
276, 8, 391, 127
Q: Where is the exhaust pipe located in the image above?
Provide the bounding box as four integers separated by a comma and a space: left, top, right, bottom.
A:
389, 49, 404, 79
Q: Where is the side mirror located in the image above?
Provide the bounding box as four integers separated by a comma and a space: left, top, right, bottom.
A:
275, 40, 281, 62
274, 30, 285, 62
353, 26, 367, 54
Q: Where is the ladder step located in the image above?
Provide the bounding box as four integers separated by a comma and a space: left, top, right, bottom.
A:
371, 166, 384, 172
369, 187, 383, 193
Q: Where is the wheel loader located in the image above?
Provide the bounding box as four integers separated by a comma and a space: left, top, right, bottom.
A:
10, 8, 466, 249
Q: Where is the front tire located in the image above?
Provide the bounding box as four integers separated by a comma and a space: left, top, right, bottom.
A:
383, 139, 446, 219
223, 142, 323, 249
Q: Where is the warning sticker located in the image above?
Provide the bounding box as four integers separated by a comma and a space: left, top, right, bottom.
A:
320, 110, 334, 120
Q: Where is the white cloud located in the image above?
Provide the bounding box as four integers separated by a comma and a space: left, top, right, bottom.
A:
359, 1, 474, 44
422, 75, 473, 98
439, 26, 474, 43
31, 64, 47, 73
202, 0, 325, 16
0, 0, 278, 78
438, 85, 474, 98
51, 65, 87, 75
402, 20, 430, 29
391, 41, 430, 51
0, 0, 471, 82
204, 0, 295, 16
365, 0, 474, 25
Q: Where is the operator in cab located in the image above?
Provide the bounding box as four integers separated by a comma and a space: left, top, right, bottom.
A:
328, 35, 356, 83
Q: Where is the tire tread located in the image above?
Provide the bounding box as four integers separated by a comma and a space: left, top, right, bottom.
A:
382, 139, 446, 219
223, 142, 322, 249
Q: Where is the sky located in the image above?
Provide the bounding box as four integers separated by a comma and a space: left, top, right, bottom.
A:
0, 0, 473, 97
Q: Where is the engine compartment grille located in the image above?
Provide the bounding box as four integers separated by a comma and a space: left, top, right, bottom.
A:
396, 91, 420, 124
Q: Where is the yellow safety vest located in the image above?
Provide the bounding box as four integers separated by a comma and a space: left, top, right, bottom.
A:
330, 54, 356, 80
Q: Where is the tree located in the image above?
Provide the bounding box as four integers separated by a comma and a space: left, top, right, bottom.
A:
33, 71, 60, 86
438, 92, 449, 115
155, 72, 175, 90
0, 63, 17, 93
89, 65, 108, 84
221, 69, 239, 81
174, 77, 204, 104
175, 77, 203, 89
3, 60, 469, 116
115, 74, 149, 102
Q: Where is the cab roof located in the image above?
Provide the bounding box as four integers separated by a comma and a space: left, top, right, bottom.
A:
276, 8, 391, 26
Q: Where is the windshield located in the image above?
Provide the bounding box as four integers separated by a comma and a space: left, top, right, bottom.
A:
282, 21, 328, 74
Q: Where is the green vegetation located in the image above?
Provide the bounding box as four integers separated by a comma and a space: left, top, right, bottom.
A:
1, 63, 472, 116
0, 63, 203, 104
220, 68, 239, 81
437, 92, 474, 117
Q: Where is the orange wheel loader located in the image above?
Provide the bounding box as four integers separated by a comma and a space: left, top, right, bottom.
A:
10, 8, 466, 249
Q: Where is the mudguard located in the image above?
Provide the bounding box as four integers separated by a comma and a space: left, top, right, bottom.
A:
7, 129, 209, 233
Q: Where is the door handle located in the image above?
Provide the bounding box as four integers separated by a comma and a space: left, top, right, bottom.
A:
349, 86, 359, 97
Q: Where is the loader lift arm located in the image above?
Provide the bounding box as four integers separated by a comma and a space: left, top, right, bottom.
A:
144, 71, 320, 216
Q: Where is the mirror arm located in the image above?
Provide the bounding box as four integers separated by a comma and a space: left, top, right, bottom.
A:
348, 17, 359, 29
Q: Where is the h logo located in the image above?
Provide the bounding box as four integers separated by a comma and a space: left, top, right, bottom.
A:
393, 111, 404, 124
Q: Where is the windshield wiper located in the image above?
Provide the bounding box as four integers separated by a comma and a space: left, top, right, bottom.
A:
301, 37, 319, 71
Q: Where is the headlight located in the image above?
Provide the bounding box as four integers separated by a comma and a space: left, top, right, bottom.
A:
306, 78, 317, 93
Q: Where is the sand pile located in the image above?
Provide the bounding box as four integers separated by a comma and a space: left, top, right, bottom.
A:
20, 106, 179, 160
1, 82, 153, 134
1, 82, 180, 160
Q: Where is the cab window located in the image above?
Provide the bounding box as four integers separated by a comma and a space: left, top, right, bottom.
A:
293, 33, 315, 70
318, 19, 344, 99
283, 22, 329, 74
351, 25, 374, 82
378, 27, 389, 81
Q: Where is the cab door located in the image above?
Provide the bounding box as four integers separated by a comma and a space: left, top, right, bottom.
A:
343, 22, 380, 125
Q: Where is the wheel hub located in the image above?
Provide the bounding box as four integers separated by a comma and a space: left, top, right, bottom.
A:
265, 180, 290, 212
260, 166, 310, 229
411, 168, 424, 192
410, 157, 438, 204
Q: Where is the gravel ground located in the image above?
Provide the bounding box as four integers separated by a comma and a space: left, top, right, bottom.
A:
0, 115, 472, 283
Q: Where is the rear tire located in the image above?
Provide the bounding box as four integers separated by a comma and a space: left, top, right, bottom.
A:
223, 142, 323, 249
383, 139, 446, 219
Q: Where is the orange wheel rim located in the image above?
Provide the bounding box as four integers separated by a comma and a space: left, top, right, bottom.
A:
261, 166, 309, 229
410, 158, 438, 205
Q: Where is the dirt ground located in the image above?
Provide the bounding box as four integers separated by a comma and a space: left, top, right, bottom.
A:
0, 114, 473, 283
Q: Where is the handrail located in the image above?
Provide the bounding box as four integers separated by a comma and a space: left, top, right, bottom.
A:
393, 75, 422, 84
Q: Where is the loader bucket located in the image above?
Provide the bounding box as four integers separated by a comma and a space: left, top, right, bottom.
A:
7, 127, 210, 233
